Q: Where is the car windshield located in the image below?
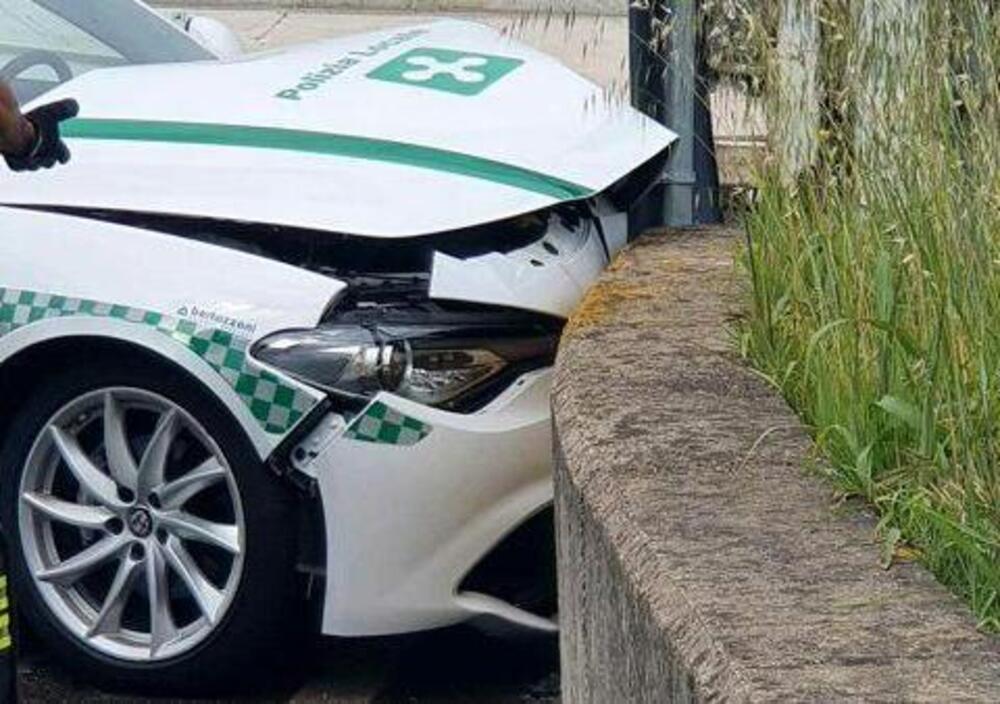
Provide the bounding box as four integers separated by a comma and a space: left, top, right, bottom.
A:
0, 0, 213, 103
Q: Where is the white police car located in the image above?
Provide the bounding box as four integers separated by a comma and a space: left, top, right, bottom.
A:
0, 0, 675, 694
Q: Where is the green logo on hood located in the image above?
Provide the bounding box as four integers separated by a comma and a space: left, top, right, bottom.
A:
367, 48, 524, 96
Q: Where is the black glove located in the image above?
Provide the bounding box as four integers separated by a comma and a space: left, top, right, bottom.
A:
4, 98, 79, 172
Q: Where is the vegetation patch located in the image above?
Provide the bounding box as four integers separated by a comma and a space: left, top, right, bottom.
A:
739, 1, 999, 629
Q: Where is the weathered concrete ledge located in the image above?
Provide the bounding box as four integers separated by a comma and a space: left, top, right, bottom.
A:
553, 227, 999, 702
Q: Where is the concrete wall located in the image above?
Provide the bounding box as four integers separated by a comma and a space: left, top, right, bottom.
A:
553, 227, 1000, 702
153, 1, 626, 15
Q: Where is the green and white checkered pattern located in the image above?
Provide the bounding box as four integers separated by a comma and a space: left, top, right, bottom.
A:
345, 401, 432, 446
0, 288, 317, 435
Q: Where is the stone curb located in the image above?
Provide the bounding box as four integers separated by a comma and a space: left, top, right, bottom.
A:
150, 1, 626, 16
552, 227, 999, 702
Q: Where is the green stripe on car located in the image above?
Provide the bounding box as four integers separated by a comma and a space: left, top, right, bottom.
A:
0, 288, 316, 436
61, 119, 595, 201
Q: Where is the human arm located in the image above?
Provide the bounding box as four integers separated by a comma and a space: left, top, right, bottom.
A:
0, 80, 35, 158
0, 80, 79, 171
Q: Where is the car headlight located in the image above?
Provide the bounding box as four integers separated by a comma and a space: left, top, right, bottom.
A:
252, 321, 558, 409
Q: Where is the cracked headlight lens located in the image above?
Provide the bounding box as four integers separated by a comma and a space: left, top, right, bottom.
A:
253, 322, 555, 409
251, 327, 406, 397
400, 348, 506, 406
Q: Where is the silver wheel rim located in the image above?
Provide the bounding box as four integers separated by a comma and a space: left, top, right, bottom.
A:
19, 388, 245, 662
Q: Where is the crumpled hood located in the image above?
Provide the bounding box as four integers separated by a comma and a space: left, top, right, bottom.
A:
0, 20, 676, 238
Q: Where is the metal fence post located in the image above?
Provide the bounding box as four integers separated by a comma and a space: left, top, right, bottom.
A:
629, 0, 667, 231
630, 0, 721, 228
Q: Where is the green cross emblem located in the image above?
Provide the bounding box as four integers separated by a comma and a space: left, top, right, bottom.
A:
367, 48, 524, 96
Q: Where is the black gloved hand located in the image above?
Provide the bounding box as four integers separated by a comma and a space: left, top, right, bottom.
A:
4, 98, 79, 172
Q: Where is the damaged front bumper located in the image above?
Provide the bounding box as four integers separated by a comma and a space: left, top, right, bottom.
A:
290, 367, 555, 636
430, 197, 629, 318
256, 200, 629, 636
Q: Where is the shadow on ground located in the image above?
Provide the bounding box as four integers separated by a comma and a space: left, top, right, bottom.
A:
19, 625, 560, 703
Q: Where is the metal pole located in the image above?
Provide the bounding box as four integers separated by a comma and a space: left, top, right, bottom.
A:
629, 0, 667, 232
629, 0, 721, 228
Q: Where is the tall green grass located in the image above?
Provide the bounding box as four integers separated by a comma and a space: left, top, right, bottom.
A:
740, 0, 999, 629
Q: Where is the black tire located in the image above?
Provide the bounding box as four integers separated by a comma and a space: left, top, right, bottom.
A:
0, 354, 304, 696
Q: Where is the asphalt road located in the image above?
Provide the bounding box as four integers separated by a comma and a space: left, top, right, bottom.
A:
18, 626, 560, 702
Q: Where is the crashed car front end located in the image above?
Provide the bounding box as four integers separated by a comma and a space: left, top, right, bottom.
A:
250, 207, 627, 636
84, 193, 649, 636
0, 5, 677, 688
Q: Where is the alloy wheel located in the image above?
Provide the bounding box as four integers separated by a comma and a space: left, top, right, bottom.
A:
18, 388, 245, 662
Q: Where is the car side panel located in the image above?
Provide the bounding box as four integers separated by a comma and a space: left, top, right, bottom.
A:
0, 318, 279, 457
0, 206, 344, 456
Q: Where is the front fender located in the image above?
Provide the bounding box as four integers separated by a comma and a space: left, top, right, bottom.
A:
0, 206, 345, 455
0, 304, 320, 460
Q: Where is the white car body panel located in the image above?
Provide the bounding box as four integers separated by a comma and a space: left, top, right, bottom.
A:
314, 369, 553, 635
429, 200, 629, 317
0, 208, 342, 335
0, 3, 677, 649
0, 20, 676, 237
430, 213, 610, 318
0, 206, 340, 454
